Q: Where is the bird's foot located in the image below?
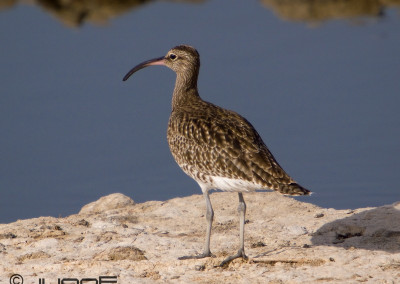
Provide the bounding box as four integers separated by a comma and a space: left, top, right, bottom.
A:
219, 248, 248, 267
178, 251, 214, 260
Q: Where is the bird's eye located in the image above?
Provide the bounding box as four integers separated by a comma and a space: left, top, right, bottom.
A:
169, 53, 177, 60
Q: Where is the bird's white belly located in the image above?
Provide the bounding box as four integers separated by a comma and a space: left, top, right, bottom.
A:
180, 164, 262, 192
209, 176, 260, 192
200, 176, 260, 192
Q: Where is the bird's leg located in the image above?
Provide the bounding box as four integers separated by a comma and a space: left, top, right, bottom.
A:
179, 191, 214, 260
219, 192, 248, 267
203, 190, 214, 256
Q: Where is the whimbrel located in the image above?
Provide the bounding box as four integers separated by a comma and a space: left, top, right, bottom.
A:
123, 45, 310, 266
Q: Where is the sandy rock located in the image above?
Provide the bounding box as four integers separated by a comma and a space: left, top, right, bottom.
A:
79, 192, 135, 214
0, 192, 399, 283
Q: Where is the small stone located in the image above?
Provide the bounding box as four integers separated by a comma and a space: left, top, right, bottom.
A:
195, 264, 205, 271
251, 241, 266, 248
76, 219, 90, 227
314, 213, 324, 218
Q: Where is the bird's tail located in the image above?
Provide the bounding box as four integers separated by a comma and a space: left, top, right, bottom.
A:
276, 183, 311, 196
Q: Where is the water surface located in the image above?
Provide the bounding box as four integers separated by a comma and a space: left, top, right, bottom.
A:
1, 0, 399, 223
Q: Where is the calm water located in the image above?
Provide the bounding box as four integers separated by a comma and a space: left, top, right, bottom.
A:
1, 1, 399, 223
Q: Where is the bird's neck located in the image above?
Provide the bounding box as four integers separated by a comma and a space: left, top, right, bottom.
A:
171, 71, 201, 110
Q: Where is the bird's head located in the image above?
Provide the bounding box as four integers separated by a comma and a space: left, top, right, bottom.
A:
123, 45, 200, 81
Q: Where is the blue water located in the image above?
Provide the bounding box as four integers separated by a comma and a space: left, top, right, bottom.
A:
1, 1, 399, 223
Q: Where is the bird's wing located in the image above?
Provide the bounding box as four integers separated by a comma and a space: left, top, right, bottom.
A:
167, 103, 295, 187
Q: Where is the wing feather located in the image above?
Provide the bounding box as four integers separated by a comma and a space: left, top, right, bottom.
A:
167, 101, 295, 189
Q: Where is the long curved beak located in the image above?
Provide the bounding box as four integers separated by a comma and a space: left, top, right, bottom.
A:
123, 56, 166, 81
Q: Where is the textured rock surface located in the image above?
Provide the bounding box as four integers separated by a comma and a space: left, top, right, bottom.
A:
1, 192, 399, 283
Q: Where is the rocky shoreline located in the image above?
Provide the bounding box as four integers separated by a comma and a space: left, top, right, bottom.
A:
1, 192, 399, 283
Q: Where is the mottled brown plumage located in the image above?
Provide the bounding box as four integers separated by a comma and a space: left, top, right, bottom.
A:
123, 45, 310, 266
167, 99, 308, 195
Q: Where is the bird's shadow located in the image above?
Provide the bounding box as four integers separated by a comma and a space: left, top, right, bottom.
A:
310, 202, 400, 252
